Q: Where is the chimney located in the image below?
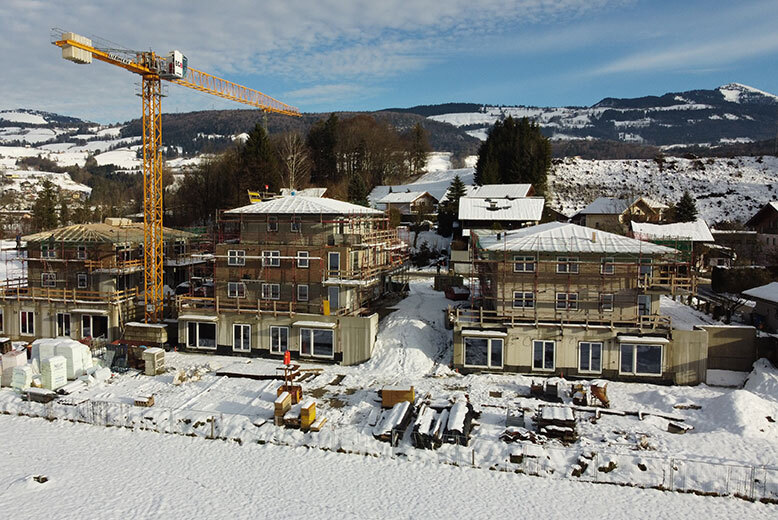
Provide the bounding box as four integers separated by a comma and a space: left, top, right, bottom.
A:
591, 231, 597, 243
488, 200, 498, 210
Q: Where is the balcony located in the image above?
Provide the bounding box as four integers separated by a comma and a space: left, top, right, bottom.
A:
0, 279, 138, 304
176, 296, 356, 317
84, 258, 143, 273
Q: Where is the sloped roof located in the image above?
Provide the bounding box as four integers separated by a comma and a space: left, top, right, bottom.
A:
631, 219, 714, 242
279, 187, 327, 198
469, 184, 533, 199
745, 201, 778, 228
458, 197, 544, 222
578, 197, 631, 215
23, 222, 193, 244
225, 196, 383, 215
476, 222, 677, 255
376, 191, 436, 204
743, 282, 778, 304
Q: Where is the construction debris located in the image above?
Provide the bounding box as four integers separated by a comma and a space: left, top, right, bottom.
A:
381, 386, 415, 408
134, 395, 155, 407
172, 364, 211, 385
373, 401, 413, 443
537, 405, 577, 442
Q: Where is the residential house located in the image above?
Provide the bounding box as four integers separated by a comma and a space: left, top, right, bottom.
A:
742, 282, 778, 333
710, 229, 760, 266
745, 202, 778, 265
0, 218, 199, 342
376, 191, 438, 220
450, 222, 709, 384
571, 196, 668, 233
631, 219, 717, 270
176, 196, 408, 364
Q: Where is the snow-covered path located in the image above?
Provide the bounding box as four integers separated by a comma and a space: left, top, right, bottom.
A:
0, 415, 774, 520
360, 279, 452, 378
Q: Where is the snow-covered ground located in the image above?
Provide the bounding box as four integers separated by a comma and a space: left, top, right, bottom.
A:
2, 415, 774, 520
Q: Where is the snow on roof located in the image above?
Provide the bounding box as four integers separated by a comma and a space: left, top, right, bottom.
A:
279, 187, 327, 198
225, 196, 384, 216
631, 219, 714, 242
742, 282, 778, 304
377, 191, 436, 204
23, 221, 193, 244
468, 184, 533, 199
458, 197, 544, 222
476, 222, 678, 255
578, 197, 630, 215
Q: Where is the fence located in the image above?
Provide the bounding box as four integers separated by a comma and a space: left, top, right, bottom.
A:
4, 396, 777, 503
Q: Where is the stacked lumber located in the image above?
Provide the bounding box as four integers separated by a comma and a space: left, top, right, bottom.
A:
309, 417, 327, 432
373, 401, 413, 443
277, 384, 302, 405
381, 386, 414, 408
134, 395, 155, 407
274, 391, 292, 426
300, 399, 316, 431
283, 403, 302, 429
537, 405, 577, 441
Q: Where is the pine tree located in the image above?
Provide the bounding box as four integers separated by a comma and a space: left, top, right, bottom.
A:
32, 179, 59, 231
675, 191, 698, 222
241, 123, 281, 201
58, 195, 70, 226
474, 116, 551, 194
307, 113, 339, 184
347, 172, 369, 207
437, 175, 468, 237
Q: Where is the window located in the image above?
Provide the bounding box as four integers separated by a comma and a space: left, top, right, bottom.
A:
77, 273, 88, 289
20, 311, 34, 335
512, 291, 535, 308
639, 258, 652, 276
261, 283, 280, 300
328, 286, 340, 310
532, 340, 555, 371
556, 256, 578, 274
620, 343, 662, 376
638, 294, 651, 316
186, 321, 216, 349
556, 292, 578, 310
82, 315, 108, 339
228, 250, 246, 266
41, 272, 56, 288
297, 251, 309, 268
513, 256, 535, 273
116, 246, 131, 262
328, 252, 340, 277
267, 216, 278, 232
76, 245, 87, 260
174, 240, 186, 255
270, 326, 289, 354
262, 250, 280, 267
41, 244, 56, 258
233, 324, 251, 352
291, 217, 301, 232
300, 328, 334, 358
579, 342, 602, 373
0, 309, 3, 333
601, 257, 615, 275
297, 284, 309, 302
56, 313, 71, 337
228, 282, 246, 298
463, 336, 503, 369
600, 293, 614, 312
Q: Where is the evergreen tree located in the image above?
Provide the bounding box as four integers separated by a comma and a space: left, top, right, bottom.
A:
437, 174, 468, 237
58, 195, 70, 226
347, 172, 369, 207
307, 113, 339, 184
407, 122, 431, 176
474, 116, 551, 194
32, 179, 59, 231
675, 191, 698, 222
241, 123, 281, 200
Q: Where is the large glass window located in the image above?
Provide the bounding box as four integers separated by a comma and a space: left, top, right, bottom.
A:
601, 293, 614, 312
328, 252, 340, 277
532, 340, 555, 371
620, 343, 662, 376
267, 216, 278, 232
512, 291, 535, 308
328, 287, 340, 310
638, 295, 651, 316
579, 342, 602, 373
82, 315, 108, 339
41, 244, 56, 258
291, 217, 302, 232
56, 313, 71, 337
187, 322, 216, 349
20, 311, 34, 335
463, 336, 503, 369
233, 324, 251, 352
227, 250, 245, 266
76, 245, 87, 260
300, 328, 334, 358
556, 256, 578, 274
270, 326, 289, 354
513, 256, 535, 273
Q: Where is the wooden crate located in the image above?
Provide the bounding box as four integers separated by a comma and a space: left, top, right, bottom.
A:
300, 399, 316, 431
381, 386, 414, 409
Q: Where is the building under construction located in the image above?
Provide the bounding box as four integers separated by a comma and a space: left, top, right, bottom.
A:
176, 195, 408, 364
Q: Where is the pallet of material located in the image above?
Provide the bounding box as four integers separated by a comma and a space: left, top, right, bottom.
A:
412, 404, 440, 449
309, 416, 327, 432
443, 400, 475, 446
540, 424, 577, 442
373, 401, 413, 443
381, 386, 414, 409
277, 384, 302, 405
300, 398, 316, 431
283, 403, 302, 429
134, 395, 155, 407
23, 388, 57, 403
537, 405, 577, 440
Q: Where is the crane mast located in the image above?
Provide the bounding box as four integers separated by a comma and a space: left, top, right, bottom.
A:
51, 29, 300, 323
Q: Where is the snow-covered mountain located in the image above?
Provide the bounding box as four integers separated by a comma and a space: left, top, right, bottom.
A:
428, 83, 778, 147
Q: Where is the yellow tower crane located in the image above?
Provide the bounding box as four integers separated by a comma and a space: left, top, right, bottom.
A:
51, 29, 300, 323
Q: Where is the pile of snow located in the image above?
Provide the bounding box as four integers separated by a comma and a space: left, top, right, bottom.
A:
744, 359, 778, 401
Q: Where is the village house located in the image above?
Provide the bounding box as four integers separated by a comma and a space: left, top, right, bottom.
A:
571, 196, 668, 233
742, 282, 778, 333
631, 218, 717, 270
176, 195, 408, 364
450, 222, 714, 384
0, 218, 200, 343
375, 191, 438, 221
745, 201, 778, 265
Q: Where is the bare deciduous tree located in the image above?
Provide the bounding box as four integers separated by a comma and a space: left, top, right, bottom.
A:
279, 132, 310, 191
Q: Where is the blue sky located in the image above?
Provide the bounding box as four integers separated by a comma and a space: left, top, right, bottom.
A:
1, 0, 776, 123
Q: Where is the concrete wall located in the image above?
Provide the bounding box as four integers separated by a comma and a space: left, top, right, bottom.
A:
177, 311, 379, 366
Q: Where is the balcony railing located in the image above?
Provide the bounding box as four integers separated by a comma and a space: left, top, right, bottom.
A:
450, 306, 672, 331
0, 280, 138, 304
176, 296, 355, 317
84, 258, 144, 271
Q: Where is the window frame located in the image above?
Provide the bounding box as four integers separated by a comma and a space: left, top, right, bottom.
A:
601, 257, 615, 275
269, 326, 289, 354
555, 292, 578, 310
76, 245, 87, 260
556, 256, 579, 274
0, 308, 4, 333
41, 244, 56, 259
227, 250, 246, 266
532, 340, 555, 371
232, 323, 251, 352
297, 251, 309, 268
328, 252, 340, 277
291, 217, 302, 233
600, 293, 614, 312
261, 283, 280, 300
619, 343, 663, 377
512, 255, 536, 273
186, 321, 217, 350
262, 250, 281, 267
20, 310, 35, 335
41, 272, 57, 288
299, 327, 335, 359
463, 336, 504, 369
227, 281, 246, 299
512, 291, 535, 309
267, 216, 279, 232
56, 312, 71, 337
578, 341, 603, 374
77, 273, 88, 289
297, 284, 309, 302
